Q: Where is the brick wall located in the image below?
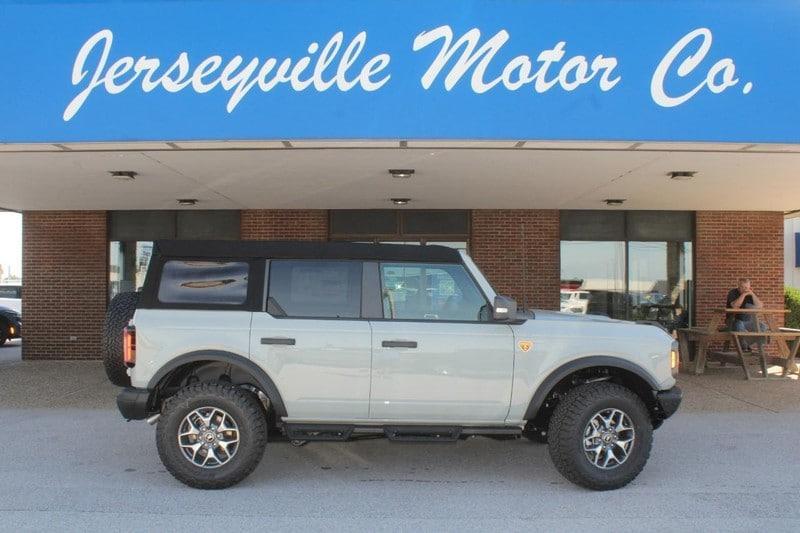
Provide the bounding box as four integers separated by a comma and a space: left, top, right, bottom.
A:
241, 210, 328, 240
470, 210, 560, 311
695, 211, 784, 329
22, 211, 108, 360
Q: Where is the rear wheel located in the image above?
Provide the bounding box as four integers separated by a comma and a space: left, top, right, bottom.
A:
156, 382, 268, 489
547, 382, 653, 490
102, 291, 139, 386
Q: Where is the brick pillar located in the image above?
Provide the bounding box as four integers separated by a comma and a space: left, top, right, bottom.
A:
695, 211, 784, 329
241, 210, 328, 240
470, 210, 560, 311
22, 211, 108, 360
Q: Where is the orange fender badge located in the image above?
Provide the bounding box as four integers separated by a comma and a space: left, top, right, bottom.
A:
518, 340, 533, 352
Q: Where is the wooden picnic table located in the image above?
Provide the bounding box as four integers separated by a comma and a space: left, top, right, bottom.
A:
677, 308, 800, 379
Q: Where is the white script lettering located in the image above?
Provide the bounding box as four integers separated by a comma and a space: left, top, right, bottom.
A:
651, 27, 749, 107
412, 25, 621, 93
63, 29, 391, 121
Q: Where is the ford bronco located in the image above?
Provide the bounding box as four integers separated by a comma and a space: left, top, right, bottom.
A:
106, 240, 681, 490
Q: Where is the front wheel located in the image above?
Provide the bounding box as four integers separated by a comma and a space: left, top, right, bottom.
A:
156, 382, 268, 489
547, 382, 653, 490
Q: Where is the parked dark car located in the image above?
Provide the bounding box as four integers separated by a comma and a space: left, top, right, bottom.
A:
0, 305, 21, 345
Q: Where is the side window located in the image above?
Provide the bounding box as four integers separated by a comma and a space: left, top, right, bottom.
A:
380, 263, 489, 321
268, 261, 362, 319
158, 260, 249, 305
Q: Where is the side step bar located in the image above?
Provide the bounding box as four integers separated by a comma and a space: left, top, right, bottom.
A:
285, 424, 354, 441
384, 426, 461, 442
283, 423, 522, 442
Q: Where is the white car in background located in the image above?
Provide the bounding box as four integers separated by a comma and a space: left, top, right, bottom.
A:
0, 283, 21, 314
560, 290, 590, 314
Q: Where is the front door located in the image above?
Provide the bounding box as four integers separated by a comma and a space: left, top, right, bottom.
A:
250, 259, 371, 421
369, 262, 515, 423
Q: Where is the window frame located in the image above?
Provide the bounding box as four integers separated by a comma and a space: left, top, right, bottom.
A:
265, 259, 366, 321
139, 257, 264, 311
373, 260, 493, 324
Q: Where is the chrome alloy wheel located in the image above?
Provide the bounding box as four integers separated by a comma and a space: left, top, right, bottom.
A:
583, 408, 635, 470
178, 407, 240, 469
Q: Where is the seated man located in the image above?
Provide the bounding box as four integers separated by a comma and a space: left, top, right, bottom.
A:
726, 277, 765, 349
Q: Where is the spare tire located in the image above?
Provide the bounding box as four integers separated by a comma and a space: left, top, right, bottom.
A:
103, 291, 140, 386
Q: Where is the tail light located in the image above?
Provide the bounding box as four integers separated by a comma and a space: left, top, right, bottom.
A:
670, 341, 680, 377
123, 325, 136, 367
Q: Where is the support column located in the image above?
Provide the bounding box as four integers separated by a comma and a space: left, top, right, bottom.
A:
22, 211, 108, 360
470, 210, 561, 311
695, 211, 784, 329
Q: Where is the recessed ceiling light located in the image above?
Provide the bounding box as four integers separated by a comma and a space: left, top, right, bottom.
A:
390, 198, 411, 206
668, 170, 697, 180
389, 169, 415, 179
109, 170, 137, 181
177, 198, 198, 206
604, 198, 626, 206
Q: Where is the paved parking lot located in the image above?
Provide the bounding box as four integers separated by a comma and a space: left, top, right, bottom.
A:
1, 359, 800, 531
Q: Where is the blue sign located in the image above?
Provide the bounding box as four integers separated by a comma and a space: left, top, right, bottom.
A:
796, 233, 800, 268
1, 0, 799, 142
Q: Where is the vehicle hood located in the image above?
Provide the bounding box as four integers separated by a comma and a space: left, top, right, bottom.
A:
521, 309, 623, 323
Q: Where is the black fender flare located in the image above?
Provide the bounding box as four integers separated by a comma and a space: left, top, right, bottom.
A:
147, 350, 288, 417
523, 356, 661, 421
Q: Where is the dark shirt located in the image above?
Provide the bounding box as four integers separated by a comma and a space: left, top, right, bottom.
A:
726, 288, 754, 321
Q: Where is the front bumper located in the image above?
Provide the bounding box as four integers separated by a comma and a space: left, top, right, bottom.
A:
117, 387, 153, 420
654, 386, 682, 421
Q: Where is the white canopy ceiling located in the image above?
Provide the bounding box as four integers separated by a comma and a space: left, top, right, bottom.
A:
0, 140, 798, 212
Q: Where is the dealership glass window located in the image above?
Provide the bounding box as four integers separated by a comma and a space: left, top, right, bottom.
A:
380, 262, 488, 321
560, 242, 627, 319
108, 210, 240, 300
560, 211, 694, 330
110, 241, 153, 297
268, 261, 362, 319
158, 261, 249, 305
628, 241, 693, 330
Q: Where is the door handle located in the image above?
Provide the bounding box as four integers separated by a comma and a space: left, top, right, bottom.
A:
261, 337, 296, 346
382, 340, 417, 349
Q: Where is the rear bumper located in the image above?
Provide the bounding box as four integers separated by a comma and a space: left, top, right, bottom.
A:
117, 387, 153, 420
654, 386, 682, 421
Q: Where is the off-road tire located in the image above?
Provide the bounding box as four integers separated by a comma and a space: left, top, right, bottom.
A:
156, 382, 268, 489
102, 291, 139, 386
547, 382, 653, 490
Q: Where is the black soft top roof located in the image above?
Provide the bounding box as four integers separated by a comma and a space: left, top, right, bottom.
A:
153, 240, 462, 263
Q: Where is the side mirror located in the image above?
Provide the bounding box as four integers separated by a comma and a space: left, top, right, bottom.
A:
492, 295, 517, 321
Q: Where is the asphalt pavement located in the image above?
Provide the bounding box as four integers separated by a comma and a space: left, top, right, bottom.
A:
1, 409, 799, 531
0, 338, 21, 364
1, 358, 800, 531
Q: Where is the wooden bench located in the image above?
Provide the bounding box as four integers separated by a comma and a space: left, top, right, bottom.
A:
678, 309, 800, 379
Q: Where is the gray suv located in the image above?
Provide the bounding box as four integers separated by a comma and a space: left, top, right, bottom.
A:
106, 240, 681, 490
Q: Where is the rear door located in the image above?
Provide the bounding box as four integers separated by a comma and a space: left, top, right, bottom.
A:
368, 261, 515, 423
249, 259, 373, 421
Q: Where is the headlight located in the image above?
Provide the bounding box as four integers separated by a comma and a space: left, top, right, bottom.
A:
670, 341, 680, 376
